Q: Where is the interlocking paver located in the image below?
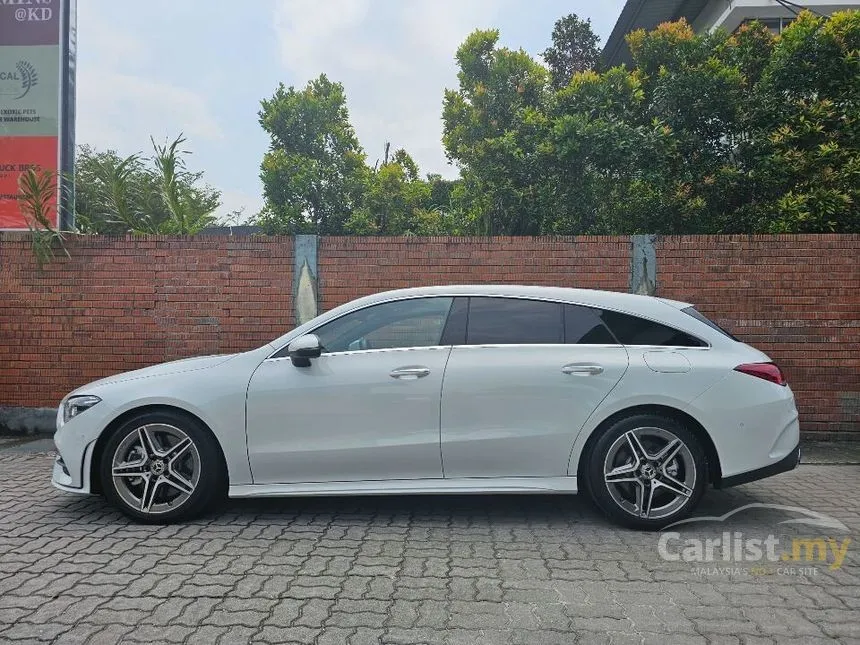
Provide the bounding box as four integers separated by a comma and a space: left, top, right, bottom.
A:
0, 451, 858, 644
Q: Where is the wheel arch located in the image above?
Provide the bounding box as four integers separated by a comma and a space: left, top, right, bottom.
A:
89, 404, 229, 494
575, 404, 722, 486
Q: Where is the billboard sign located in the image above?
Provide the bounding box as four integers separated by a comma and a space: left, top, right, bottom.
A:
0, 0, 75, 230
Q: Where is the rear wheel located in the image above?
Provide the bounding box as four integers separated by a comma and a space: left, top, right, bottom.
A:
585, 414, 707, 530
99, 410, 225, 523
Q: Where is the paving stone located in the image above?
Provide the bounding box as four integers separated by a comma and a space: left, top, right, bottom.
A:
0, 454, 855, 644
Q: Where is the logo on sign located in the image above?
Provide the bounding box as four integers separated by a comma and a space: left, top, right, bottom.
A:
0, 60, 39, 99
5, 0, 54, 22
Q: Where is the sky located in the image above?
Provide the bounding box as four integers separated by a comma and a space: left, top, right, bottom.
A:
76, 0, 626, 221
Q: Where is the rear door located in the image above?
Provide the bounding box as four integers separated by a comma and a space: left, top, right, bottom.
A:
440, 297, 629, 478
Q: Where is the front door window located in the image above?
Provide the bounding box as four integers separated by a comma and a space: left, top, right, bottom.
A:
313, 297, 454, 353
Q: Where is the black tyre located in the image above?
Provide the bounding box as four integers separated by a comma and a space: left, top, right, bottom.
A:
99, 409, 226, 524
585, 414, 708, 531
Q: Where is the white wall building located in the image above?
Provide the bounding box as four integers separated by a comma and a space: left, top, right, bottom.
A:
603, 0, 860, 67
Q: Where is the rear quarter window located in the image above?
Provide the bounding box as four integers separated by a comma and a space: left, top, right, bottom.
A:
681, 307, 739, 341
601, 310, 707, 347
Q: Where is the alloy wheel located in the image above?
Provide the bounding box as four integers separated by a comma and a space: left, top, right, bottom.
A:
111, 424, 201, 514
602, 426, 696, 521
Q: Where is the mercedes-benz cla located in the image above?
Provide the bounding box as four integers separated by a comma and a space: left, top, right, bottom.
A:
52, 285, 800, 530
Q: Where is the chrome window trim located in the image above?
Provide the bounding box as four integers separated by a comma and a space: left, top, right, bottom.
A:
266, 293, 712, 360
266, 345, 451, 362
450, 343, 625, 350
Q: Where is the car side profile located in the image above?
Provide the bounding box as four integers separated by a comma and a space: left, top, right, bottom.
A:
52, 285, 801, 530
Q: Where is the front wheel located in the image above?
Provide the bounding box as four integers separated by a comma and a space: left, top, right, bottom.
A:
99, 410, 225, 524
585, 414, 708, 530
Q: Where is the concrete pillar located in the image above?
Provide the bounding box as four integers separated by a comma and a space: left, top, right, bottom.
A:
293, 234, 319, 326
630, 234, 657, 296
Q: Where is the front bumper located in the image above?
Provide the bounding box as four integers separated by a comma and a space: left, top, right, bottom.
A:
52, 396, 100, 494
716, 442, 801, 489
51, 441, 95, 494
51, 454, 86, 493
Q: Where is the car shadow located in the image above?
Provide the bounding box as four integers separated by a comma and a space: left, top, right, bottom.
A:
41, 483, 795, 533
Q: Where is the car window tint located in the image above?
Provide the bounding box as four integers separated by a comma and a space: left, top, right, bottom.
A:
564, 305, 617, 344
315, 297, 453, 353
601, 310, 707, 347
467, 298, 562, 345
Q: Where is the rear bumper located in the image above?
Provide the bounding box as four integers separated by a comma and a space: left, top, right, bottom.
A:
716, 442, 801, 489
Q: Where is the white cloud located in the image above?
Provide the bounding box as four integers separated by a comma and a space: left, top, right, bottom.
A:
76, 4, 223, 157
77, 69, 223, 155
272, 0, 511, 179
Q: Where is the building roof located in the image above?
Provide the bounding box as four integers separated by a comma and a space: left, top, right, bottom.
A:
602, 0, 711, 68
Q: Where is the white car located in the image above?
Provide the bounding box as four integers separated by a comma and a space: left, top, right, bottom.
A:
52, 285, 800, 530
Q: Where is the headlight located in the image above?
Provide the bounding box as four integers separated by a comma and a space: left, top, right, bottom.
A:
63, 395, 102, 423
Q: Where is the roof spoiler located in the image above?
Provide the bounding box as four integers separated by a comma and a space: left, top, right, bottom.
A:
657, 297, 694, 310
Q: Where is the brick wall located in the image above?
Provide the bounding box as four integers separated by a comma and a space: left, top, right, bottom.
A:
1, 233, 857, 436
655, 235, 860, 436
319, 236, 629, 310
0, 235, 294, 408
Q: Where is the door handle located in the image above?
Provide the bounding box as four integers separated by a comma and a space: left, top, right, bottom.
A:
389, 367, 431, 380
562, 363, 604, 376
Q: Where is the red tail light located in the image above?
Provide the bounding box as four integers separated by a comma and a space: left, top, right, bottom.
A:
734, 362, 787, 386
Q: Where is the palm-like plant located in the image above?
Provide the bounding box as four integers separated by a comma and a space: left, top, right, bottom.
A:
17, 168, 70, 269
75, 134, 222, 235
151, 134, 220, 235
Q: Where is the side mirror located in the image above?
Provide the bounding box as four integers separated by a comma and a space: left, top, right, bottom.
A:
287, 334, 322, 367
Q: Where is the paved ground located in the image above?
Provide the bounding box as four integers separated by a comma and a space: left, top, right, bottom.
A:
0, 447, 858, 645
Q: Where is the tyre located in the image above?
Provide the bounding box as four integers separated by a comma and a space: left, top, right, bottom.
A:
585, 414, 708, 531
99, 409, 225, 524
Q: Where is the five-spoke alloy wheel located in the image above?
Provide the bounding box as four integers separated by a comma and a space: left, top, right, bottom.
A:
100, 410, 225, 523
586, 414, 707, 530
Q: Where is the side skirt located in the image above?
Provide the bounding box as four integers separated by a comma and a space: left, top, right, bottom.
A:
229, 476, 579, 498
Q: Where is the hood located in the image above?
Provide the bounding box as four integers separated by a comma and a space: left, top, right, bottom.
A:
80, 353, 238, 391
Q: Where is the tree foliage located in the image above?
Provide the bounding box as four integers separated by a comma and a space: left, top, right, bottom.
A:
253, 10, 858, 236
257, 76, 464, 235
542, 13, 602, 90
442, 9, 860, 235
257, 74, 368, 234
442, 29, 551, 234
75, 134, 222, 235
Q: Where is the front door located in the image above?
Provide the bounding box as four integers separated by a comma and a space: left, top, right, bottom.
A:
246, 296, 456, 484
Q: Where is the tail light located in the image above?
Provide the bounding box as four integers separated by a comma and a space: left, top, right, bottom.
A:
734, 362, 787, 386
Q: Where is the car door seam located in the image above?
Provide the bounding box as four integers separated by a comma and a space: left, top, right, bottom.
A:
565, 345, 631, 475
439, 345, 455, 478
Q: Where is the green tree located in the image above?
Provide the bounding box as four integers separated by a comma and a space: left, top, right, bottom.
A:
617, 11, 860, 233
346, 148, 463, 235
443, 29, 552, 234
74, 135, 222, 235
257, 74, 367, 234
346, 148, 430, 235
444, 10, 859, 235
542, 13, 602, 90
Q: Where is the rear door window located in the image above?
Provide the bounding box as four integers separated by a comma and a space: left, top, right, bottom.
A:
467, 297, 563, 345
